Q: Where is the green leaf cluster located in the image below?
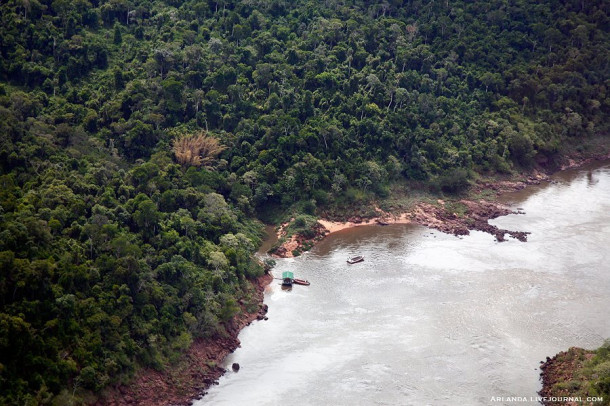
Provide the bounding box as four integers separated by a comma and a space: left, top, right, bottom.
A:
0, 148, 264, 403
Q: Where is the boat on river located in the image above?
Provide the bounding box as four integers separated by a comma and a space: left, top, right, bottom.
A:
282, 271, 294, 286
347, 255, 364, 264
292, 278, 310, 286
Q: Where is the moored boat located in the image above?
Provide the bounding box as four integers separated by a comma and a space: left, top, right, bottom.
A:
282, 271, 294, 286
347, 255, 364, 264
292, 278, 310, 286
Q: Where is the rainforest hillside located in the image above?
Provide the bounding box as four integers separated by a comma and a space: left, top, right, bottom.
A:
0, 0, 608, 404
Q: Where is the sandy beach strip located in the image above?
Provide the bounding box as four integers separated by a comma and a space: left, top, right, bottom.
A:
318, 213, 412, 234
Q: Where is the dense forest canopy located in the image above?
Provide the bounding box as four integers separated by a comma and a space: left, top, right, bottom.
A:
0, 0, 608, 403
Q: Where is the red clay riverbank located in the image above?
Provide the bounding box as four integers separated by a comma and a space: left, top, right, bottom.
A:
95, 273, 273, 406
271, 153, 610, 258
271, 175, 545, 258
539, 347, 596, 406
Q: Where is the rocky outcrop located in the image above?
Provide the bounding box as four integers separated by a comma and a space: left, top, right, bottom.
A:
539, 347, 595, 406
409, 199, 529, 242
271, 195, 532, 258
271, 222, 329, 258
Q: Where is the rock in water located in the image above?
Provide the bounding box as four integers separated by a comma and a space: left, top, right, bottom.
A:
232, 363, 240, 372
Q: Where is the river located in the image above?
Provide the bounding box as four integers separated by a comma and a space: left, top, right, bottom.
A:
194, 162, 610, 405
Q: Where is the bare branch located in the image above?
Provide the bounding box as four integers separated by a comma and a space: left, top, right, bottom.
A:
173, 132, 226, 168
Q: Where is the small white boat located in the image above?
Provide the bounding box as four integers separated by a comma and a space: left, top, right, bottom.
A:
347, 255, 364, 264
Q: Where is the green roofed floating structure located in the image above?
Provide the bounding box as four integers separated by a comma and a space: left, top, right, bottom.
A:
281, 271, 310, 287
282, 271, 294, 286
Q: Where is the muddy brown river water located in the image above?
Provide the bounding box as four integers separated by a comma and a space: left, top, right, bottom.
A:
194, 161, 610, 406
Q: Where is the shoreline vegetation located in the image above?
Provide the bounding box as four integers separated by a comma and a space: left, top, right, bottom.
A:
111, 150, 610, 406
102, 149, 610, 406
96, 273, 272, 406
270, 150, 610, 258
539, 342, 610, 406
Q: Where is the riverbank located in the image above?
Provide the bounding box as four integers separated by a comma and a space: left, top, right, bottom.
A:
271, 151, 610, 258
271, 174, 544, 258
95, 273, 273, 406
197, 161, 610, 404
539, 347, 597, 405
